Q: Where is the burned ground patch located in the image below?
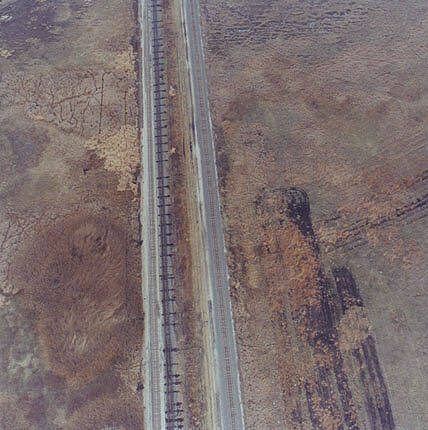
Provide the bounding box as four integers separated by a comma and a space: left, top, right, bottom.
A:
12, 214, 142, 387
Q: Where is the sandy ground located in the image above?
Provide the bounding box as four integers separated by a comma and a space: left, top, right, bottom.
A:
197, 0, 428, 429
0, 0, 143, 428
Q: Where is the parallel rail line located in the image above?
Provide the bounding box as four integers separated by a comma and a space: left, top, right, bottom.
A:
141, 0, 183, 428
182, 0, 246, 428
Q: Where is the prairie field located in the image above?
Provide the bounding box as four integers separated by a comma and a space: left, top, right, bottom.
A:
0, 0, 143, 427
199, 0, 427, 428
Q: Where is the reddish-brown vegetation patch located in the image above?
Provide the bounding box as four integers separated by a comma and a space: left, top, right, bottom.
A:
12, 214, 142, 387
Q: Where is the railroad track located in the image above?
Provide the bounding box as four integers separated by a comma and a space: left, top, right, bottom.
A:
140, 0, 183, 428
181, 0, 246, 428
141, 0, 245, 427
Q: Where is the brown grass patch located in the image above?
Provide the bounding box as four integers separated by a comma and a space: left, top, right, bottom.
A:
85, 124, 140, 196
337, 306, 371, 353
279, 223, 322, 313
11, 214, 142, 387
0, 394, 35, 430
64, 394, 144, 430
261, 221, 322, 319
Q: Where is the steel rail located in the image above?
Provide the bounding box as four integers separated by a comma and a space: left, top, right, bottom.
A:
181, 1, 246, 429
140, 0, 182, 428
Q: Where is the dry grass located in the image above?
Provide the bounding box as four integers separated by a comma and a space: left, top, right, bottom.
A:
85, 125, 140, 196
0, 394, 35, 430
0, 0, 142, 427
11, 214, 142, 387
199, 0, 427, 427
337, 306, 371, 353
64, 394, 144, 430
278, 223, 322, 313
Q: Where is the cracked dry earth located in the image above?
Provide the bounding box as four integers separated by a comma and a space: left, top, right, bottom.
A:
0, 0, 143, 428
199, 0, 427, 429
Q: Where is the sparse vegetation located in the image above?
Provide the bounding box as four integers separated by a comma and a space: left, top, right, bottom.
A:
0, 0, 142, 427
200, 0, 427, 427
